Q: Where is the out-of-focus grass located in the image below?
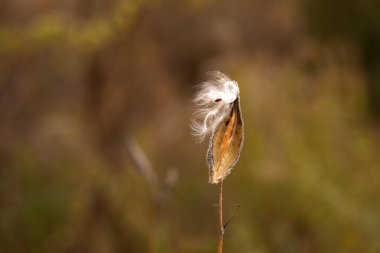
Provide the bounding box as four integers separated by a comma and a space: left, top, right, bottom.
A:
225, 48, 380, 253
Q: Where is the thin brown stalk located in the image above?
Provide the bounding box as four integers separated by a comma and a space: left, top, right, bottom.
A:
218, 180, 224, 253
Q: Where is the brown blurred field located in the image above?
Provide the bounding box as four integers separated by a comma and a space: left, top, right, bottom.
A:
1, 0, 380, 252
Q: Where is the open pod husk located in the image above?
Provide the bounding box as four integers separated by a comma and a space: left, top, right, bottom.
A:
207, 96, 244, 184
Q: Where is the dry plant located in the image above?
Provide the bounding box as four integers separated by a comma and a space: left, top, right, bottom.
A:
126, 137, 179, 253
191, 71, 244, 253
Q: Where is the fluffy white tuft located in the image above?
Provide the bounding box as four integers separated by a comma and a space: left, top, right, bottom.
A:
191, 71, 240, 142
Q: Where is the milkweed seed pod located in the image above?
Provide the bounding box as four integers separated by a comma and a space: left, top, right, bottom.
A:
191, 71, 244, 184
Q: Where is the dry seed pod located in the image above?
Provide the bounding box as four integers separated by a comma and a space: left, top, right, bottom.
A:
191, 71, 244, 184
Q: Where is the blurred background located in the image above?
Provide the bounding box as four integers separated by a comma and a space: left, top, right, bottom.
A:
1, 0, 380, 252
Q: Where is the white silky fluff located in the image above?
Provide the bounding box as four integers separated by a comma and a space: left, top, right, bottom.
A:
191, 71, 240, 142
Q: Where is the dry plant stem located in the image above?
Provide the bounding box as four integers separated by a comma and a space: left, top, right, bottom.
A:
218, 180, 224, 253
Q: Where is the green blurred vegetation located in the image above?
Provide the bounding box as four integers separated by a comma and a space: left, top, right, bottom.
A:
1, 0, 380, 252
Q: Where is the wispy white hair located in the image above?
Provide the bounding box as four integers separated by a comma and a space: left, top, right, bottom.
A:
191, 71, 240, 142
